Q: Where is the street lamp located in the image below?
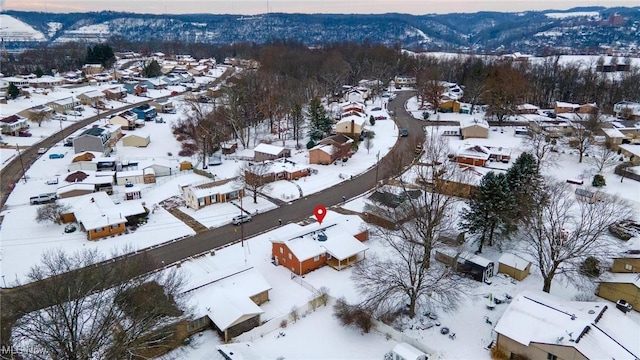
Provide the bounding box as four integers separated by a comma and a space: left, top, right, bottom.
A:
2, 275, 6, 287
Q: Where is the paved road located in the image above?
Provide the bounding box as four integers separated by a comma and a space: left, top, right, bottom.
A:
0, 91, 424, 344
0, 100, 152, 209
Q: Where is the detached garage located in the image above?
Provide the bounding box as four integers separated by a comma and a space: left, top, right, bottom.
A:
122, 133, 150, 147
498, 253, 531, 281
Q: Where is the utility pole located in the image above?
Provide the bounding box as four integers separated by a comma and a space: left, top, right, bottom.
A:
375, 150, 380, 186
240, 191, 245, 247
17, 144, 27, 183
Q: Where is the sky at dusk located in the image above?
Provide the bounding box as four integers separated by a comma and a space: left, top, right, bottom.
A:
3, 0, 639, 15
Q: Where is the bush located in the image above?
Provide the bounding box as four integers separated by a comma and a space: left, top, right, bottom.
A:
306, 140, 316, 150
289, 307, 299, 323
279, 319, 288, 328
369, 115, 376, 126
333, 297, 374, 333
579, 256, 601, 278
592, 174, 606, 187
178, 149, 195, 157
490, 346, 509, 360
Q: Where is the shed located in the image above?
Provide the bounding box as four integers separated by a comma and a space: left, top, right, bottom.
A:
391, 343, 428, 360
180, 161, 193, 170
207, 291, 264, 342
435, 249, 494, 283
124, 186, 141, 200
143, 167, 156, 184
498, 253, 531, 281
116, 170, 144, 185
459, 118, 489, 139
122, 133, 150, 147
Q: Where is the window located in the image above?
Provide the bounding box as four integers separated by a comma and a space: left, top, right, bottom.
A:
314, 255, 320, 262
111, 224, 119, 229
288, 253, 292, 260
547, 353, 558, 360
625, 263, 633, 271
279, 247, 283, 254
94, 227, 104, 232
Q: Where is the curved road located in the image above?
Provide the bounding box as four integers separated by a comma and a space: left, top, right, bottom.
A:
0, 91, 424, 341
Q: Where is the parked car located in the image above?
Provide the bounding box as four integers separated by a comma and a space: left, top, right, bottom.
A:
375, 115, 387, 120
65, 110, 82, 116
30, 193, 57, 205
64, 224, 77, 233
49, 153, 64, 159
155, 117, 165, 123
52, 115, 67, 121
371, 107, 382, 111
616, 299, 633, 313
45, 178, 59, 185
37, 147, 48, 154
18, 131, 32, 137
171, 90, 179, 95
400, 128, 409, 137
232, 214, 252, 225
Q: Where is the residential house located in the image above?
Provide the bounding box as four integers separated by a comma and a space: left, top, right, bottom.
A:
435, 249, 494, 283
340, 101, 366, 116
459, 118, 489, 139
138, 159, 178, 177
77, 90, 105, 107
0, 115, 28, 135
554, 101, 580, 114
253, 143, 291, 162
61, 169, 114, 195
108, 110, 138, 130
122, 132, 150, 147
102, 86, 127, 101
58, 192, 146, 240
73, 126, 114, 155
116, 170, 144, 185
344, 87, 367, 103
47, 97, 80, 114
575, 188, 601, 203
390, 343, 429, 360
494, 290, 640, 360
336, 113, 367, 138
28, 76, 64, 88
579, 103, 598, 115
529, 120, 572, 138
271, 217, 369, 275
132, 104, 157, 121
394, 75, 416, 87
82, 64, 104, 75
56, 183, 95, 199
18, 104, 53, 122
150, 99, 175, 114
363, 185, 422, 229
601, 127, 627, 149
182, 179, 244, 210
596, 250, 640, 312
245, 158, 311, 185
498, 253, 531, 281
613, 101, 640, 120
309, 134, 354, 165
189, 269, 271, 341
516, 103, 540, 115
454, 144, 491, 167
439, 100, 462, 113
618, 144, 640, 165
123, 83, 148, 96
145, 78, 168, 90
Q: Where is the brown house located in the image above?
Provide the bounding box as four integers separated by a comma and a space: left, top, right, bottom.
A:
271, 219, 369, 275
454, 144, 490, 167
596, 251, 640, 312
245, 158, 312, 185
253, 143, 290, 162
182, 179, 245, 210
58, 192, 146, 240
494, 290, 639, 360
102, 86, 127, 100
309, 134, 354, 165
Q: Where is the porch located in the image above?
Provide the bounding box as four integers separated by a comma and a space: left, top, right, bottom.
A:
326, 251, 366, 271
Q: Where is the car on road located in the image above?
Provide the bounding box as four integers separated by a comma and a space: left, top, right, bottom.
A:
232, 214, 252, 225
371, 107, 382, 111
37, 147, 48, 154
400, 128, 409, 137
52, 115, 67, 121
171, 90, 179, 95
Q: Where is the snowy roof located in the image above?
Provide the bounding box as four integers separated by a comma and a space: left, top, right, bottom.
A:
456, 144, 490, 160
253, 143, 287, 156
599, 272, 640, 288
619, 144, 640, 157
459, 118, 489, 129
56, 183, 95, 195
117, 169, 144, 178
459, 251, 492, 267
216, 342, 265, 360
191, 181, 240, 198
248, 158, 308, 175
494, 290, 640, 360
337, 114, 367, 127
57, 191, 145, 231
393, 343, 427, 359
205, 291, 264, 331
310, 144, 333, 155
498, 253, 530, 271
555, 101, 580, 109
272, 220, 368, 261
517, 103, 540, 110
602, 128, 626, 138
79, 90, 104, 99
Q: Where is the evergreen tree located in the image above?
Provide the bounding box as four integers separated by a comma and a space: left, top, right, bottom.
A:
369, 115, 376, 126
34, 66, 44, 78
141, 60, 163, 78
460, 172, 511, 253
6, 83, 20, 99
504, 152, 542, 233
307, 97, 331, 140
85, 44, 115, 68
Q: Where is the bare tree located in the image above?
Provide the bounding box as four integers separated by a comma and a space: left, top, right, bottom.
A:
588, 143, 619, 173
567, 123, 592, 164
28, 109, 51, 128
363, 133, 374, 154
237, 162, 273, 204
8, 248, 189, 360
524, 132, 558, 173
35, 203, 71, 225
515, 181, 634, 293
354, 135, 472, 318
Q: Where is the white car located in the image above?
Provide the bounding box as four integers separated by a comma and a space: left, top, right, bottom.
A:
232, 214, 252, 225
37, 147, 47, 154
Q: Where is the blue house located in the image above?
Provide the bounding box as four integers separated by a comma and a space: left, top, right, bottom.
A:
132, 104, 157, 121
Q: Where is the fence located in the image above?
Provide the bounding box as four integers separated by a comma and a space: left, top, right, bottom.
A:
615, 162, 640, 182
374, 320, 440, 359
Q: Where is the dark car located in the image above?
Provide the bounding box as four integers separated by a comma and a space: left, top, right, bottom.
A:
18, 131, 32, 137
400, 128, 409, 137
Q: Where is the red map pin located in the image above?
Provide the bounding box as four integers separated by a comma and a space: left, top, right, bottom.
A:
313, 205, 327, 224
